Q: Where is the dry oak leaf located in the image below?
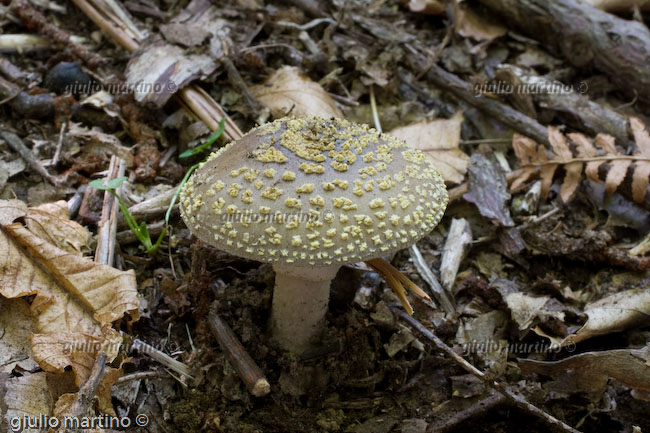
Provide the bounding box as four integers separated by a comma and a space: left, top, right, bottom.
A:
561, 288, 650, 346
0, 199, 138, 385
250, 66, 343, 119
511, 117, 650, 203
519, 346, 650, 400
390, 111, 469, 183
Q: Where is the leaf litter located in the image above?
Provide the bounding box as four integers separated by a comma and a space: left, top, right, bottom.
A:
2, 0, 650, 432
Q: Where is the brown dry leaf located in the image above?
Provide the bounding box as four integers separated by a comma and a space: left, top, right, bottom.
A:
630, 117, 650, 202
561, 288, 650, 346
24, 201, 89, 255
68, 123, 134, 167
548, 127, 582, 202
568, 132, 599, 182
250, 66, 343, 119
511, 134, 540, 191
456, 311, 509, 373
52, 393, 107, 433
606, 159, 632, 193
0, 372, 53, 430
519, 346, 650, 399
455, 1, 506, 41
504, 293, 565, 331
402, 0, 446, 15
511, 119, 650, 204
52, 366, 123, 418
0, 298, 39, 373
389, 111, 469, 183
0, 199, 138, 387
0, 199, 27, 225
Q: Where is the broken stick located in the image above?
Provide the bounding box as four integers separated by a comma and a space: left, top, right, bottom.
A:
208, 307, 270, 397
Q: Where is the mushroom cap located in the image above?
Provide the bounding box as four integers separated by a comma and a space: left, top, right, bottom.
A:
179, 116, 448, 266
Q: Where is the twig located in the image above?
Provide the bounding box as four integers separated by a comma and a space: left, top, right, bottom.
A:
116, 370, 166, 383
221, 57, 269, 124
3, 0, 104, 67
478, 0, 650, 102
425, 64, 550, 146
285, 0, 327, 18
124, 187, 176, 224
0, 34, 50, 52
71, 0, 244, 142
0, 56, 26, 81
64, 353, 107, 432
131, 338, 193, 382
208, 307, 270, 397
94, 156, 126, 266
51, 120, 66, 166
369, 84, 382, 133
71, 0, 138, 52
461, 138, 512, 145
408, 244, 455, 314
500, 65, 632, 147
396, 310, 583, 433
440, 218, 473, 292
67, 185, 86, 219
0, 130, 60, 186
428, 392, 506, 432
525, 155, 650, 166
117, 220, 164, 244
276, 18, 335, 31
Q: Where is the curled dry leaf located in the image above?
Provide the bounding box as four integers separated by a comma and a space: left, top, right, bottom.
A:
0, 199, 139, 387
561, 288, 650, 346
519, 346, 650, 399
250, 66, 343, 119
511, 118, 650, 204
389, 111, 469, 183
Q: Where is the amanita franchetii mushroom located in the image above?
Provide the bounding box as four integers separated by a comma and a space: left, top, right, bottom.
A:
179, 116, 448, 353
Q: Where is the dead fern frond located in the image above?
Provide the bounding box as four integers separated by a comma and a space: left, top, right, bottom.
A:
511, 117, 650, 203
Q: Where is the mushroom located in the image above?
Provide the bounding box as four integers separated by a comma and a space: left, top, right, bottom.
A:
179, 116, 448, 353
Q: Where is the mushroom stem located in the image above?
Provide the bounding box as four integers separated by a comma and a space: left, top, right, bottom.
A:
270, 264, 340, 353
